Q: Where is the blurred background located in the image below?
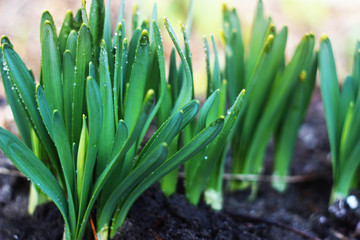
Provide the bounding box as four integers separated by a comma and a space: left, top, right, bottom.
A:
0, 0, 360, 129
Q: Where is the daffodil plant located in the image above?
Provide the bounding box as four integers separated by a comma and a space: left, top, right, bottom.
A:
0, 1, 224, 239
223, 0, 317, 194
319, 36, 360, 203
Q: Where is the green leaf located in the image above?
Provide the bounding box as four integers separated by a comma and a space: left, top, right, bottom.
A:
76, 116, 89, 200
319, 35, 340, 179
36, 85, 54, 138
97, 143, 168, 231
52, 110, 76, 233
187, 90, 245, 206
72, 24, 92, 144
164, 17, 193, 112
2, 44, 62, 181
125, 27, 141, 83
76, 86, 154, 239
113, 24, 125, 124
103, 0, 113, 78
245, 0, 269, 83
0, 128, 71, 238
40, 11, 55, 41
77, 76, 103, 228
124, 30, 150, 133
41, 21, 64, 116
62, 50, 75, 139
97, 41, 115, 175
89, 0, 105, 65
195, 89, 220, 133
246, 33, 314, 177
0, 40, 31, 147
110, 116, 224, 235
66, 30, 78, 57
59, 10, 74, 57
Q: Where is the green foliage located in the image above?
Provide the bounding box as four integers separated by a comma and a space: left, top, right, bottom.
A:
0, 1, 223, 239
223, 1, 317, 194
319, 36, 360, 202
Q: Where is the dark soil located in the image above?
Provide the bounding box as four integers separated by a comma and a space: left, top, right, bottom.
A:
1, 89, 360, 240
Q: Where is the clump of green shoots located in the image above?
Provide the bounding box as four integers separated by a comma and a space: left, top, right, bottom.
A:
151, 0, 246, 209
319, 36, 360, 203
223, 0, 317, 194
0, 0, 224, 239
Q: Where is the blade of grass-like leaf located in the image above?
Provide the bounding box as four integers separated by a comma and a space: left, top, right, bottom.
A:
245, 33, 314, 178
206, 90, 246, 208
76, 88, 154, 239
136, 100, 199, 169
77, 76, 103, 225
335, 136, 360, 200
241, 28, 286, 145
103, 0, 113, 79
0, 41, 31, 147
137, 20, 167, 150
196, 89, 220, 133
340, 76, 355, 129
41, 21, 64, 116
319, 35, 341, 180
97, 92, 155, 219
211, 36, 221, 91
124, 30, 150, 133
222, 5, 245, 102
352, 41, 360, 95
185, 89, 220, 197
59, 10, 73, 58
125, 27, 141, 83
36, 85, 54, 138
89, 0, 105, 66
149, 3, 157, 42
97, 143, 168, 231
81, 0, 89, 26
164, 17, 193, 112
204, 37, 212, 97
72, 24, 92, 144
63, 50, 75, 140
122, 30, 150, 172
115, 0, 125, 33
76, 116, 88, 200
339, 102, 354, 167
0, 128, 71, 239
168, 48, 178, 101
136, 110, 183, 167
273, 53, 317, 192
66, 30, 78, 57
188, 90, 245, 206
109, 120, 128, 161
110, 117, 224, 236
132, 5, 139, 33
97, 40, 115, 176
52, 110, 76, 233
113, 24, 125, 125
230, 32, 281, 186
272, 73, 307, 192
180, 22, 193, 81
2, 44, 62, 182
245, 0, 269, 83
40, 11, 55, 40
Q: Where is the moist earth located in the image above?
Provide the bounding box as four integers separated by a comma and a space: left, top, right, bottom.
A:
0, 89, 359, 240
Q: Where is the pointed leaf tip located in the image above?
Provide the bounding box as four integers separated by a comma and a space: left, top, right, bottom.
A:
321, 34, 329, 42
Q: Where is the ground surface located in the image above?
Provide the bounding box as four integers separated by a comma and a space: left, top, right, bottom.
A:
1, 90, 360, 240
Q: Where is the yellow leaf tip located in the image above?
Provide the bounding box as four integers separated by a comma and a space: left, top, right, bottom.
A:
320, 34, 328, 42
